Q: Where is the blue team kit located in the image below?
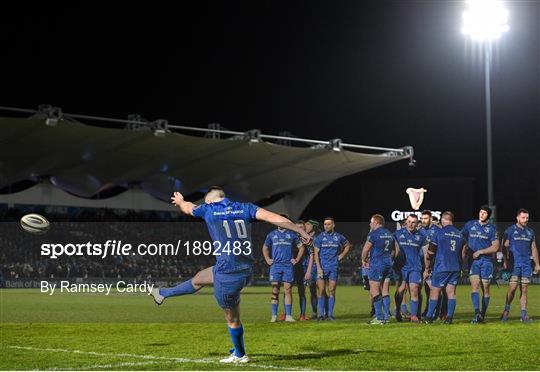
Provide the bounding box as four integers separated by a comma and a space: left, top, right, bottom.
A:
504, 224, 536, 281
193, 198, 258, 309
430, 225, 464, 288
394, 228, 427, 285
461, 220, 498, 280
264, 228, 301, 283
366, 227, 394, 281
313, 231, 349, 281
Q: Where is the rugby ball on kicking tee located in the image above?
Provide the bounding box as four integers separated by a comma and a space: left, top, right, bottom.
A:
20, 213, 50, 234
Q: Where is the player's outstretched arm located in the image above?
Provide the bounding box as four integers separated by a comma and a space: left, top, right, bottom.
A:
256, 208, 311, 243
171, 192, 197, 216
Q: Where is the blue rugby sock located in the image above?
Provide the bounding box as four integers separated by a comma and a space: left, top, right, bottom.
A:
285, 304, 292, 316
328, 296, 335, 317
471, 292, 480, 312
504, 303, 511, 312
228, 326, 245, 357
521, 309, 527, 320
427, 299, 438, 319
447, 299, 456, 318
401, 303, 408, 314
410, 300, 418, 317
271, 303, 278, 316
382, 295, 390, 319
317, 296, 325, 317
373, 296, 383, 320
159, 279, 197, 298
434, 296, 443, 318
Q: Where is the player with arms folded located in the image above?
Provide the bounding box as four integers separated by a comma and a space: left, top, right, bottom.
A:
149, 187, 311, 364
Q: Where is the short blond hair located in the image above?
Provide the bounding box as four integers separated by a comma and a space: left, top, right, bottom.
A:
371, 214, 385, 225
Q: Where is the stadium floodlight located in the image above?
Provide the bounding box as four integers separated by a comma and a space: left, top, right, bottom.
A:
461, 0, 509, 41
461, 0, 509, 219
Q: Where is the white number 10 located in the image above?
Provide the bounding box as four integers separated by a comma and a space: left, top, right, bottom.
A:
223, 220, 248, 238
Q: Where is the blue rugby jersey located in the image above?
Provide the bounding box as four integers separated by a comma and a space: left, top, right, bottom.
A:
394, 228, 427, 272
419, 224, 441, 243
313, 231, 349, 268
461, 220, 498, 261
504, 224, 536, 265
193, 198, 258, 273
366, 227, 394, 267
264, 229, 301, 264
430, 225, 464, 272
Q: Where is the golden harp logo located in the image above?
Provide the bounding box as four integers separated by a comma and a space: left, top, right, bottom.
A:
406, 187, 427, 210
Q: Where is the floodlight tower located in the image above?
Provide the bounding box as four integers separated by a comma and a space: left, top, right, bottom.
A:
462, 0, 509, 218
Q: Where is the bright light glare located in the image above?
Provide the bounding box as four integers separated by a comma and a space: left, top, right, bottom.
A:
462, 0, 509, 41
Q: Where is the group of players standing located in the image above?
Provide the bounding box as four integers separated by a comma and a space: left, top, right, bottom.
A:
155, 189, 538, 363
262, 217, 351, 322
263, 206, 539, 324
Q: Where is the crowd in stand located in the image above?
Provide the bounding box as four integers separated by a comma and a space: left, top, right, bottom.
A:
0, 206, 364, 282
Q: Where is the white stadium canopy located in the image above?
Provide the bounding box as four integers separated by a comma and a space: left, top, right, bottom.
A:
0, 107, 413, 218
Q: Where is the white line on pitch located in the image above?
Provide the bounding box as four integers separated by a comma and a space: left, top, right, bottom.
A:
8, 345, 310, 371
51, 361, 163, 370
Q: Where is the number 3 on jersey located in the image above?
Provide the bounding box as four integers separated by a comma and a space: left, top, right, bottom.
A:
223, 220, 248, 239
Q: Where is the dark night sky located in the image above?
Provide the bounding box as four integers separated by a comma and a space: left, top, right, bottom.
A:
1, 1, 539, 221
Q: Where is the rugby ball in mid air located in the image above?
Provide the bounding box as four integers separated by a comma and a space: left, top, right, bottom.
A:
20, 213, 50, 234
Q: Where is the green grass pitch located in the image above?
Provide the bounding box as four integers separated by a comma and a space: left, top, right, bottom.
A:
1, 285, 539, 370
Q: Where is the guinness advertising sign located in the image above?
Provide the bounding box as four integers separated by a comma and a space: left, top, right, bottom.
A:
391, 187, 441, 222
358, 178, 475, 223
